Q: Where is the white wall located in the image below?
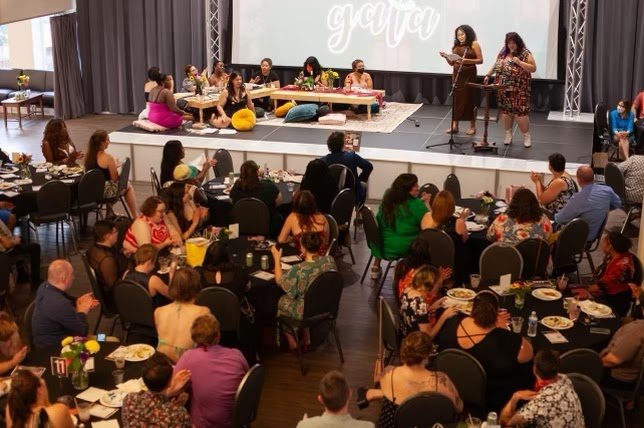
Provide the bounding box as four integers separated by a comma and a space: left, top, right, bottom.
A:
0, 0, 75, 25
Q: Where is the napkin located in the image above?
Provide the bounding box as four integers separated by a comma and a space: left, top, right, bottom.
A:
543, 331, 569, 344
189, 153, 207, 169
215, 195, 230, 201
61, 179, 75, 184
31, 185, 42, 192
281, 255, 301, 263
251, 270, 275, 281
209, 184, 227, 190
228, 223, 239, 239
90, 404, 118, 419
36, 168, 47, 173
116, 378, 147, 394
92, 420, 120, 428
104, 346, 128, 361
76, 387, 108, 403
1, 191, 19, 198
489, 285, 513, 296
281, 262, 292, 271
219, 129, 237, 135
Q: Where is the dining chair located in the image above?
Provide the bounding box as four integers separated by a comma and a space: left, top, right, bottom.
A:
359, 205, 397, 299
568, 373, 605, 428
419, 182, 440, 206
443, 173, 461, 199
515, 237, 550, 279
394, 392, 456, 427
583, 214, 607, 272
417, 228, 455, 270
214, 148, 234, 177
29, 180, 78, 256
149, 167, 161, 196
81, 251, 120, 335
101, 157, 132, 219
604, 162, 642, 234
323, 213, 339, 257
24, 300, 36, 350
551, 218, 589, 281
71, 169, 106, 232
602, 357, 644, 428
479, 242, 523, 283
328, 163, 356, 193
113, 279, 156, 344
195, 286, 241, 340
379, 297, 399, 366
232, 197, 270, 236
559, 348, 604, 385
231, 364, 266, 428
435, 349, 487, 418
330, 188, 356, 264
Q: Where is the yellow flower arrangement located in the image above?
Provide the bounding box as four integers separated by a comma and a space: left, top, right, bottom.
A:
16, 74, 30, 90
61, 336, 74, 347
324, 69, 340, 88
61, 336, 101, 373
16, 153, 32, 166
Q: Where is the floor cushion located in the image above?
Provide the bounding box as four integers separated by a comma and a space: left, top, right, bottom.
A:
319, 113, 346, 125
275, 101, 295, 118
231, 108, 256, 131
132, 119, 168, 132
284, 103, 318, 123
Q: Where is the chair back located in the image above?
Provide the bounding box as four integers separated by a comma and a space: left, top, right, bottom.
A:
632, 253, 643, 286
379, 297, 399, 356
214, 149, 234, 177
395, 392, 456, 427
150, 167, 161, 196
479, 243, 523, 283
435, 349, 487, 417
418, 228, 455, 269
113, 216, 133, 253
552, 218, 590, 274
232, 197, 270, 236
24, 300, 36, 350
419, 182, 440, 206
302, 271, 343, 322
559, 348, 604, 385
113, 280, 155, 329
443, 173, 461, 199
515, 238, 550, 279
323, 214, 339, 256
604, 163, 626, 200
195, 286, 241, 337
232, 364, 265, 428
77, 169, 106, 207
0, 253, 9, 298
360, 205, 382, 254
81, 251, 117, 316
117, 157, 131, 195
594, 102, 609, 139
568, 373, 605, 428
586, 214, 608, 253
329, 163, 356, 193
330, 188, 355, 227
36, 180, 71, 218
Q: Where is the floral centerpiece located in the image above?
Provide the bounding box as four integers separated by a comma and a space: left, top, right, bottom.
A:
294, 72, 315, 91
324, 69, 339, 89
61, 336, 101, 390
16, 153, 32, 180
508, 281, 530, 309
191, 73, 209, 95
476, 190, 495, 215
16, 74, 30, 91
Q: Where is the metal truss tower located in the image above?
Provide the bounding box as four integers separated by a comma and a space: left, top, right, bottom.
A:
205, 0, 222, 74
563, 0, 588, 118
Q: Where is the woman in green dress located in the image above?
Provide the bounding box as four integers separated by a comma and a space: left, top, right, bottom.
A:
370, 173, 432, 280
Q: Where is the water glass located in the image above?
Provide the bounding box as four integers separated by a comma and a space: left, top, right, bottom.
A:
469, 274, 481, 289
287, 182, 295, 193
112, 369, 125, 386
557, 276, 569, 291
466, 417, 482, 428
511, 316, 524, 333
76, 400, 91, 422
568, 298, 580, 321
115, 356, 125, 369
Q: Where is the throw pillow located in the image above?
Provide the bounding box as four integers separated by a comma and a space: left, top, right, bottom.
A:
284, 104, 318, 123
275, 101, 295, 118
319, 113, 347, 126
132, 119, 168, 133
231, 108, 256, 131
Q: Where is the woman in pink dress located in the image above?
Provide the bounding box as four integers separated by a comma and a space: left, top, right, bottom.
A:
148, 71, 192, 129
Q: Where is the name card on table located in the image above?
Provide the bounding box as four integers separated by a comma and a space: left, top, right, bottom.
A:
499, 273, 512, 290
228, 223, 239, 239
252, 270, 275, 281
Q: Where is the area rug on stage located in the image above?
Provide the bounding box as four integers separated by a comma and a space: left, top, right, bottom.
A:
256, 102, 422, 133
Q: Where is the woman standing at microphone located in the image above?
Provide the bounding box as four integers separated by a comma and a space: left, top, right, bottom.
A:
440, 25, 483, 135
484, 32, 537, 147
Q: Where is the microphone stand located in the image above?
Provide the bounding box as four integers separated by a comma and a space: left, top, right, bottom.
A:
426, 47, 469, 153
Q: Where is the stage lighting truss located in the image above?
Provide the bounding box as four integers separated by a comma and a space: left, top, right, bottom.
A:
563, 0, 588, 118
206, 0, 223, 74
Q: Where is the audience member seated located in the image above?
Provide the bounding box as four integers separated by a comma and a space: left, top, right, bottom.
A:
159, 139, 216, 186
555, 165, 621, 242
249, 57, 280, 112
364, 331, 463, 428
202, 240, 249, 300
6, 370, 75, 427
370, 174, 431, 280
344, 59, 373, 90
31, 260, 100, 349
211, 71, 255, 129
208, 59, 229, 89
610, 99, 635, 160
278, 190, 329, 254
86, 220, 127, 312
321, 131, 373, 205
123, 196, 182, 255
160, 182, 209, 240
0, 312, 27, 375
41, 118, 83, 166
394, 238, 432, 300
0, 201, 16, 232
297, 370, 375, 428
617, 153, 644, 204
600, 294, 644, 390
175, 314, 249, 427
499, 349, 584, 427
155, 267, 210, 362
299, 159, 338, 214
399, 265, 457, 338
147, 70, 192, 129
631, 90, 644, 153
84, 130, 138, 218
0, 217, 41, 291
271, 232, 336, 351
530, 153, 578, 215
124, 244, 173, 308
435, 291, 533, 412
580, 232, 634, 317
143, 66, 160, 104
121, 353, 192, 427
487, 188, 552, 245
230, 160, 283, 238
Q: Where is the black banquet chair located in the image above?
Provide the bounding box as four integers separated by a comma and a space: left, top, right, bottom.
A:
419, 182, 440, 206
150, 167, 161, 196
71, 169, 106, 231
418, 228, 455, 270
604, 162, 642, 234
394, 392, 456, 427
602, 357, 644, 428
24, 300, 36, 350
113, 280, 157, 344
443, 173, 461, 199
81, 251, 120, 335
0, 253, 10, 313
515, 237, 550, 279
559, 348, 604, 385
214, 148, 234, 178
359, 205, 397, 299
568, 373, 605, 428
231, 364, 266, 428
479, 243, 523, 284
101, 157, 132, 219
232, 197, 270, 236
195, 286, 241, 341
328, 163, 356, 193
551, 218, 589, 281
29, 179, 78, 256
330, 188, 356, 264
379, 297, 399, 366
323, 213, 339, 257
435, 349, 487, 418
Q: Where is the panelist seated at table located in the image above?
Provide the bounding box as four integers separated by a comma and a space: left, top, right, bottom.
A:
344, 59, 373, 90
31, 260, 100, 349
155, 267, 211, 363
208, 59, 229, 89
201, 240, 250, 300
249, 57, 280, 112
278, 190, 329, 255
5, 370, 76, 428
41, 118, 83, 166
124, 244, 173, 308
210, 71, 257, 129
0, 312, 28, 375
301, 56, 327, 87
144, 66, 161, 105
435, 291, 534, 413
486, 188, 552, 245
122, 196, 183, 255
121, 353, 192, 427
159, 140, 216, 186
530, 153, 578, 216
160, 182, 210, 241
181, 64, 208, 93
147, 70, 193, 129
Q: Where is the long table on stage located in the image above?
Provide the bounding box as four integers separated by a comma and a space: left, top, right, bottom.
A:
269, 89, 384, 120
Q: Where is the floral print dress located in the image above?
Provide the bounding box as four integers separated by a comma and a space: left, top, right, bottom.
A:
493, 49, 533, 116
486, 213, 552, 245
399, 288, 432, 337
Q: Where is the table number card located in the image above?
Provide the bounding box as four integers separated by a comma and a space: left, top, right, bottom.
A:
228, 223, 239, 239
50, 357, 68, 378
499, 273, 512, 290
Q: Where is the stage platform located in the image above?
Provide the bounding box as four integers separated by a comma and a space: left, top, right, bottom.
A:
109, 105, 593, 201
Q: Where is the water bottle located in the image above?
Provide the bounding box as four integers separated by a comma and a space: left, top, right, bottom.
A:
264, 163, 269, 176
527, 311, 538, 337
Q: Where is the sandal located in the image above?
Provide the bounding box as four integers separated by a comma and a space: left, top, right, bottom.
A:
445, 128, 459, 134
465, 128, 476, 135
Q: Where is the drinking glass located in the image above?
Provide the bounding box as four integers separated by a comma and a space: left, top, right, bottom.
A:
112, 369, 125, 386
287, 182, 295, 193
568, 298, 580, 321
76, 400, 91, 422
115, 356, 125, 369
557, 276, 569, 291
466, 417, 482, 428
511, 317, 524, 333
469, 274, 481, 289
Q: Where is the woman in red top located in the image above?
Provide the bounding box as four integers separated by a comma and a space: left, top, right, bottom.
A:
123, 196, 182, 255
586, 232, 634, 317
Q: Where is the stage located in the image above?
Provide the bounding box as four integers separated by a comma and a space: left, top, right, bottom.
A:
109, 104, 593, 201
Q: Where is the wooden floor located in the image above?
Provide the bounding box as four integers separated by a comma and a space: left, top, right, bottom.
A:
1, 115, 642, 427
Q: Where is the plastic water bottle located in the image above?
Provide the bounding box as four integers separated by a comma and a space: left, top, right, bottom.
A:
527, 311, 538, 337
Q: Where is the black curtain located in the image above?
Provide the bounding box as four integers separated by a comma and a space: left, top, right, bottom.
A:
50, 13, 85, 119
76, 0, 206, 115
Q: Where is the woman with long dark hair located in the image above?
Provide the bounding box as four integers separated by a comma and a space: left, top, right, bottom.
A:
41, 119, 82, 165
439, 24, 483, 134
202, 240, 250, 299
144, 66, 160, 104
301, 56, 325, 86
484, 32, 537, 147
159, 182, 203, 240
278, 190, 329, 254
486, 188, 551, 244
299, 159, 338, 213
369, 173, 431, 279
159, 140, 215, 185
211, 71, 255, 128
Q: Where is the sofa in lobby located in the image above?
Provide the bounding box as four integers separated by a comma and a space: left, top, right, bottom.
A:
0, 68, 55, 108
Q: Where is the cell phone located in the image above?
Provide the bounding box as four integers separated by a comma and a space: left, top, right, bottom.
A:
97, 333, 106, 342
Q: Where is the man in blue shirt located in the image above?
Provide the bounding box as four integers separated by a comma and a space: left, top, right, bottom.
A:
554, 166, 621, 241
321, 131, 373, 205
31, 259, 100, 349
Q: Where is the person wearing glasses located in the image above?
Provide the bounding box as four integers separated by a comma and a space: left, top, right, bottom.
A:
122, 196, 182, 255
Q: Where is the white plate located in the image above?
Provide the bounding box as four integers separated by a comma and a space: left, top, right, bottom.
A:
124, 344, 155, 362
0, 182, 14, 190
0, 167, 18, 174
465, 221, 485, 232
99, 389, 127, 408
580, 301, 613, 317
531, 288, 562, 301
443, 298, 473, 315
446, 288, 476, 301
13, 179, 31, 185
541, 316, 574, 330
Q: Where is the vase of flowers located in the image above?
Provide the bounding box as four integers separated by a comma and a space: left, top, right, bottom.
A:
16, 73, 30, 91
61, 336, 101, 390
324, 69, 339, 91
294, 72, 315, 91
509, 282, 530, 309
16, 153, 32, 180
477, 191, 495, 215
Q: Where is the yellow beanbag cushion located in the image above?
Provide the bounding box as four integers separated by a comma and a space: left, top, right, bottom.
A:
231, 108, 256, 131
275, 101, 295, 118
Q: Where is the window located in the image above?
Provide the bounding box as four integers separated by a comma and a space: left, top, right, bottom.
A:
0, 26, 8, 69
31, 17, 53, 71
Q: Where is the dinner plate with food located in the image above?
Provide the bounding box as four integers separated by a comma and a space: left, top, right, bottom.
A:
124, 344, 155, 362
0, 166, 18, 174
446, 288, 476, 301
531, 288, 562, 301
540, 316, 574, 330
99, 389, 127, 408
443, 298, 473, 315
0, 182, 14, 190
580, 301, 613, 317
